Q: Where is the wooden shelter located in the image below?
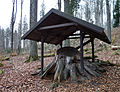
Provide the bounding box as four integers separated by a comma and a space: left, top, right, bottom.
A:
22, 8, 111, 75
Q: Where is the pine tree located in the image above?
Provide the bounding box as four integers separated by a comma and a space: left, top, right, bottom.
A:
40, 0, 45, 18
113, 0, 120, 27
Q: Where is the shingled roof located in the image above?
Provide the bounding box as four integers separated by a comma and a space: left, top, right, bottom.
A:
22, 8, 111, 45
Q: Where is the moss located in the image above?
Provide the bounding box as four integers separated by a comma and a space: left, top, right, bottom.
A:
10, 52, 17, 56
24, 56, 39, 63
50, 82, 60, 89
112, 49, 120, 55
112, 34, 116, 44
84, 55, 98, 59
0, 69, 3, 75
0, 56, 10, 61
44, 53, 55, 57
95, 49, 103, 53
0, 62, 4, 67
84, 51, 91, 54
103, 44, 107, 50
84, 48, 89, 51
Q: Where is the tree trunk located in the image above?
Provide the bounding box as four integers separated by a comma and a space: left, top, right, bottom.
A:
5, 28, 10, 51
64, 0, 70, 47
85, 1, 90, 22
100, 0, 103, 27
11, 0, 17, 52
17, 0, 23, 54
95, 0, 100, 26
106, 0, 111, 41
29, 0, 38, 61
14, 30, 18, 50
39, 47, 106, 83
23, 16, 28, 52
58, 0, 61, 11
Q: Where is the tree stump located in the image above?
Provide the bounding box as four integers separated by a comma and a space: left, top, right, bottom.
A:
40, 47, 106, 83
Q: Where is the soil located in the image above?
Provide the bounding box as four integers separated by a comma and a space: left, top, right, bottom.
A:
0, 50, 120, 92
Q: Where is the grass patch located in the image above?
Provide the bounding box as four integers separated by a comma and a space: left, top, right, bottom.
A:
112, 49, 120, 55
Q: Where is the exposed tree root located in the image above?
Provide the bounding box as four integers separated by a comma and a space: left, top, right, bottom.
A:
32, 47, 114, 83
24, 56, 39, 63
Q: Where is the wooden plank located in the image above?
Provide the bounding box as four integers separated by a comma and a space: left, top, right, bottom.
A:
60, 42, 62, 48
67, 35, 90, 39
39, 23, 77, 30
67, 36, 80, 39
70, 34, 90, 37
41, 56, 57, 78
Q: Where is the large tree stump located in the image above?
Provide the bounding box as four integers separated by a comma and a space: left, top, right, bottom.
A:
40, 47, 106, 83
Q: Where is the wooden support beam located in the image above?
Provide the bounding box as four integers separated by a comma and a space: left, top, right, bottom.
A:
70, 33, 90, 37
41, 38, 44, 75
60, 42, 62, 48
80, 32, 84, 73
76, 39, 91, 49
83, 39, 91, 46
91, 38, 95, 62
70, 34, 80, 36
67, 35, 90, 39
67, 36, 80, 39
39, 22, 77, 30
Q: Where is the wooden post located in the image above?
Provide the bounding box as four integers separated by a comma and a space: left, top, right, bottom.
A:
91, 38, 95, 62
41, 38, 44, 75
80, 32, 84, 73
60, 42, 62, 48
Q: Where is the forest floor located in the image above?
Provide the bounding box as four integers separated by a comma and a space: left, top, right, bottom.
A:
0, 49, 120, 92
0, 27, 120, 92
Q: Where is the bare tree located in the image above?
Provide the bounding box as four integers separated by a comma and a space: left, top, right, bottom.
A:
11, 0, 17, 52
22, 16, 28, 51
85, 1, 91, 22
106, 0, 111, 41
64, 0, 70, 47
13, 30, 18, 50
0, 28, 5, 51
58, 0, 61, 11
17, 0, 23, 54
95, 0, 100, 26
5, 27, 11, 51
29, 0, 38, 61
100, 0, 103, 27
63, 0, 81, 47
